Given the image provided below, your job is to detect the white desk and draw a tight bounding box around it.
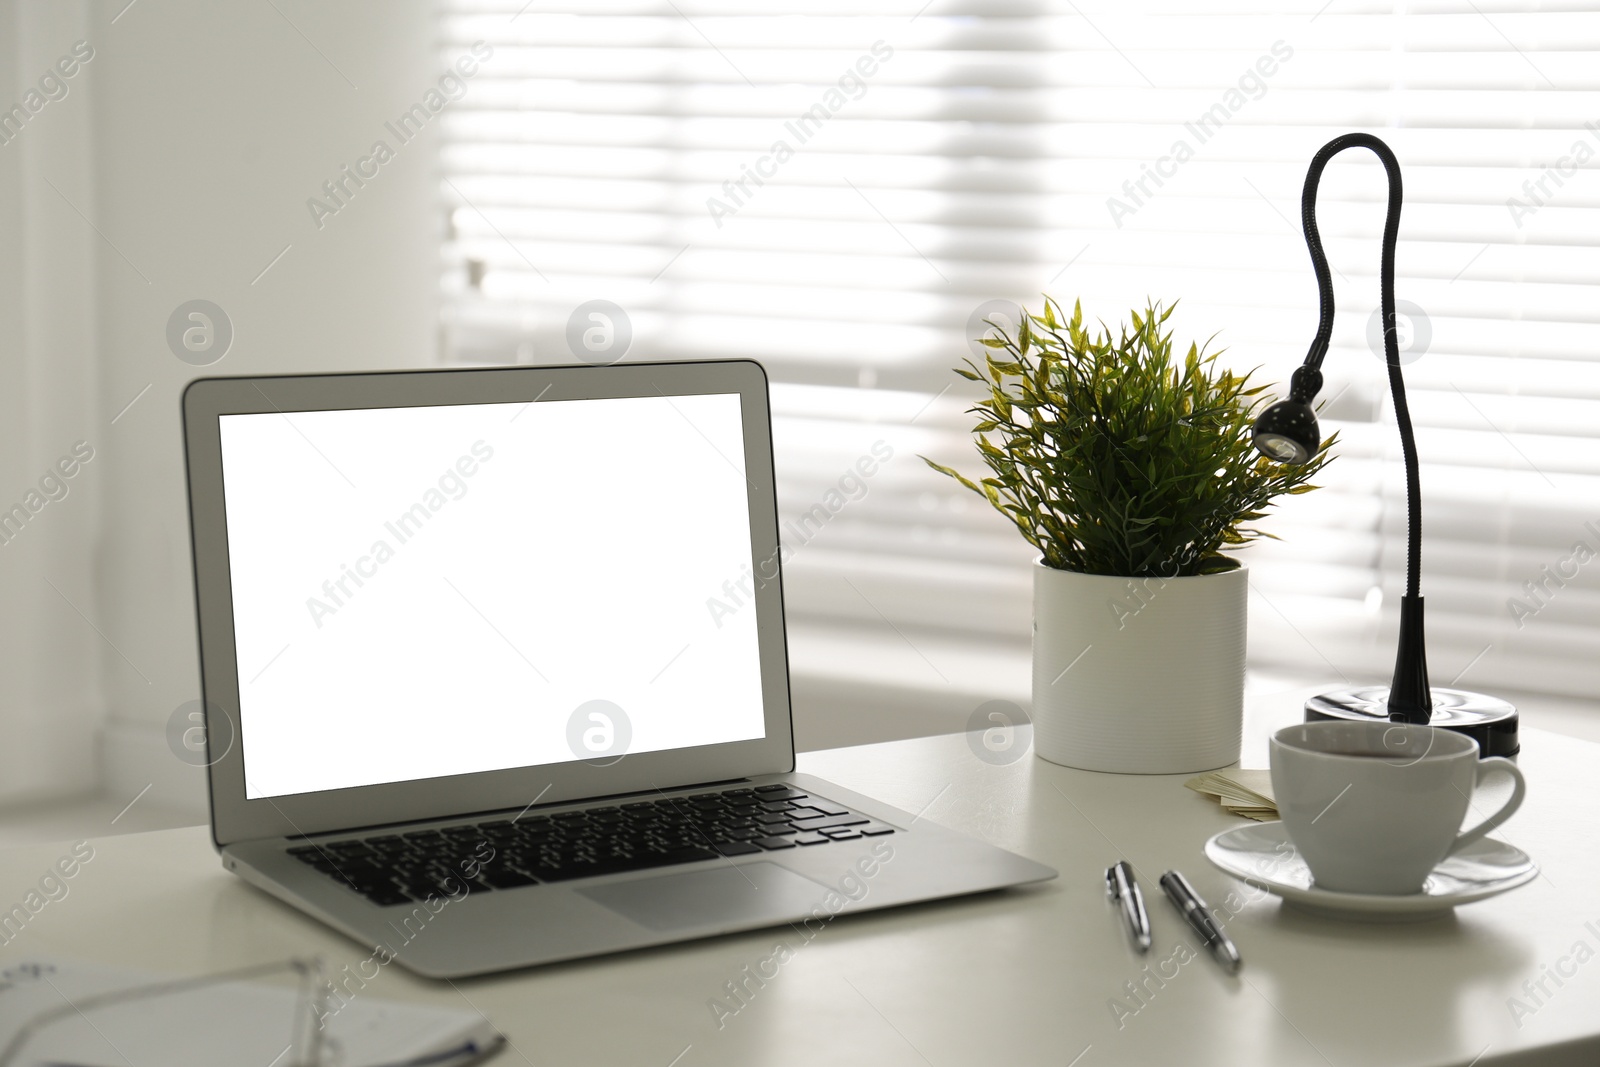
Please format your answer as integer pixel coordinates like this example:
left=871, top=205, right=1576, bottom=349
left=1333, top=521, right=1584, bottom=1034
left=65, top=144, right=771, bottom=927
left=3, top=722, right=1597, bottom=1066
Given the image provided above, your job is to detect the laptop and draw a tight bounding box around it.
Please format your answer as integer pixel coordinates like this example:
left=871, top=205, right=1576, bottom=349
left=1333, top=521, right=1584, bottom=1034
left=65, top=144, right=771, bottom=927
left=182, top=358, right=1055, bottom=978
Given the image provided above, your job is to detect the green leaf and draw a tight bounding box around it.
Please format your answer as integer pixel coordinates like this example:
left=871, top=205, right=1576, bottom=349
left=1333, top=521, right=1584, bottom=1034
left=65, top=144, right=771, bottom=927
left=932, top=297, right=1336, bottom=576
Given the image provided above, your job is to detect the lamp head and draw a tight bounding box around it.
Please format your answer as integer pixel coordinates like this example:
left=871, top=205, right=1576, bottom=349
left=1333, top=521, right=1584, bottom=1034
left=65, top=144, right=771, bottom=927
left=1252, top=366, right=1323, bottom=465
left=1252, top=400, right=1320, bottom=464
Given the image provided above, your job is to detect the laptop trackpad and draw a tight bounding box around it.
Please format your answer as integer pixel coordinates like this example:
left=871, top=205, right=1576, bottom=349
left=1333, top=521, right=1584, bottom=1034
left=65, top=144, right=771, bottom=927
left=578, top=862, right=829, bottom=932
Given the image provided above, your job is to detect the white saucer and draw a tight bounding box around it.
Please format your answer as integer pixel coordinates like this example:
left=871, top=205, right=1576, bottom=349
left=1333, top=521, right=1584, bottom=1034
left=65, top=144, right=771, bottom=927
left=1204, top=821, right=1538, bottom=921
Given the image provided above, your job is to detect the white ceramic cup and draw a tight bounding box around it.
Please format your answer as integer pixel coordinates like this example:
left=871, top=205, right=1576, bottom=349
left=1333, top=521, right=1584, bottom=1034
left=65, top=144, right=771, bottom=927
left=1269, top=720, right=1527, bottom=895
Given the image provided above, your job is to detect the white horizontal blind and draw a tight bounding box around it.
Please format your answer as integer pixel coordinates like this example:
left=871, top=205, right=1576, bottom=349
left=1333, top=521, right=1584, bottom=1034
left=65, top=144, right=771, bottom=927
left=438, top=2, right=1600, bottom=705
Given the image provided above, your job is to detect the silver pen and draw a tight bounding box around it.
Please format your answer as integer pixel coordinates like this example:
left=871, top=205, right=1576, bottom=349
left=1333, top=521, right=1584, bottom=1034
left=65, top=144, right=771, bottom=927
left=1160, top=869, right=1241, bottom=974
left=1105, top=860, right=1151, bottom=952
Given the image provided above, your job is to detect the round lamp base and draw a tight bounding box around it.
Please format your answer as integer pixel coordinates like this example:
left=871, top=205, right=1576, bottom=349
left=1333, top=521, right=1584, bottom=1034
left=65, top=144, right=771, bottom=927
left=1304, top=686, right=1520, bottom=758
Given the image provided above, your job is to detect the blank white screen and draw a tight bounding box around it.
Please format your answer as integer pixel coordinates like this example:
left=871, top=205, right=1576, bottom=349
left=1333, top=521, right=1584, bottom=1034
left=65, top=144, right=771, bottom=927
left=218, top=393, right=765, bottom=799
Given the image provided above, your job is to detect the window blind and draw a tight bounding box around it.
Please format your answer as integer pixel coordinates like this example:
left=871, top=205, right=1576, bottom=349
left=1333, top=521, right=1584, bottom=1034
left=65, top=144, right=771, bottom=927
left=438, top=2, right=1600, bottom=710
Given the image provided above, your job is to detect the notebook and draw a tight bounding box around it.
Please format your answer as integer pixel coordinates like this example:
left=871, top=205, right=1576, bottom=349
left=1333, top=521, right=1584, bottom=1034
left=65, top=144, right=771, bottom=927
left=0, top=956, right=502, bottom=1066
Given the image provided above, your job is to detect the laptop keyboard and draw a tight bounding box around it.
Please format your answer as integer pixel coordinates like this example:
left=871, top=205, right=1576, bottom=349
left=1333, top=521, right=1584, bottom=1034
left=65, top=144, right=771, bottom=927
left=287, top=784, right=896, bottom=908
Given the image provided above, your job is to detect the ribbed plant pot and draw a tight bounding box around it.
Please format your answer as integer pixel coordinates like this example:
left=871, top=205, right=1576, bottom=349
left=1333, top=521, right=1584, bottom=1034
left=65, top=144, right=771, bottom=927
left=1031, top=560, right=1245, bottom=774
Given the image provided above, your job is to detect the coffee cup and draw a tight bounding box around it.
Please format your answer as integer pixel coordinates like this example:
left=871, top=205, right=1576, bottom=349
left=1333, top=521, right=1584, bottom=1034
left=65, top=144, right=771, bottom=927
left=1269, top=720, right=1526, bottom=896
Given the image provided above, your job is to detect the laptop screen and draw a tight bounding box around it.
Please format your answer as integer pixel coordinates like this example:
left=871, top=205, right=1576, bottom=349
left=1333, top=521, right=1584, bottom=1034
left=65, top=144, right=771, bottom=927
left=217, top=392, right=766, bottom=800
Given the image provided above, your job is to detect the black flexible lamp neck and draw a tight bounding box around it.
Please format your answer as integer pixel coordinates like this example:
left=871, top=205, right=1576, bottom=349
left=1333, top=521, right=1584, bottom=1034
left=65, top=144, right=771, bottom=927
left=1295, top=133, right=1432, bottom=722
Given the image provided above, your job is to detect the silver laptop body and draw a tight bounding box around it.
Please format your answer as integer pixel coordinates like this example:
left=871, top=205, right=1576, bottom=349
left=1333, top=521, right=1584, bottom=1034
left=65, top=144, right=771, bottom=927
left=182, top=359, right=1055, bottom=978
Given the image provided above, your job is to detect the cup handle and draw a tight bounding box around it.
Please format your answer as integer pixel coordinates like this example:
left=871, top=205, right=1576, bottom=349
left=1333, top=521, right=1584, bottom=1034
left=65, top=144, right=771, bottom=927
left=1446, top=757, right=1527, bottom=857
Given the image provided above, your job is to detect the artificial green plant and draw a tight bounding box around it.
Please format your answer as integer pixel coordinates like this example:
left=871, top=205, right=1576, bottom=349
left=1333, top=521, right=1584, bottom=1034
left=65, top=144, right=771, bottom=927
left=925, top=298, right=1334, bottom=577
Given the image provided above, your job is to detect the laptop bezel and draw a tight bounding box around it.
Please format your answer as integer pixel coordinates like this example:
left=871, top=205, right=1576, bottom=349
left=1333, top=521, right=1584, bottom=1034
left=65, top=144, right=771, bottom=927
left=183, top=359, right=795, bottom=848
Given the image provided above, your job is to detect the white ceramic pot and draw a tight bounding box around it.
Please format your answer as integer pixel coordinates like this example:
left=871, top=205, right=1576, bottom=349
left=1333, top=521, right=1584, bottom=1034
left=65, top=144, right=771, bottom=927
left=1031, top=560, right=1245, bottom=774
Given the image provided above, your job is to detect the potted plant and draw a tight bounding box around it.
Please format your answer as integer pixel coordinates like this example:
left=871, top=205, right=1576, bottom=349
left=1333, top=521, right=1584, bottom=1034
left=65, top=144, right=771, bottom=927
left=927, top=299, right=1333, bottom=773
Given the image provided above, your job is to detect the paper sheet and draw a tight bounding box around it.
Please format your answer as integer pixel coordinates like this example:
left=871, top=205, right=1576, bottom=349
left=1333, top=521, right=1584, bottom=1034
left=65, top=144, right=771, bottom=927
left=1184, top=768, right=1278, bottom=821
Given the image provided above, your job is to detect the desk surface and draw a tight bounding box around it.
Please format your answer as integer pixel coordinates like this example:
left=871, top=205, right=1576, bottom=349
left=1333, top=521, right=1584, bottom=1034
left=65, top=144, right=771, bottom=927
left=3, top=717, right=1597, bottom=1067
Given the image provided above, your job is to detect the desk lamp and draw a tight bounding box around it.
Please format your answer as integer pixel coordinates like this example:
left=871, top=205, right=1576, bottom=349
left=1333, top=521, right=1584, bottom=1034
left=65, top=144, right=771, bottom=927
left=1251, top=132, right=1519, bottom=757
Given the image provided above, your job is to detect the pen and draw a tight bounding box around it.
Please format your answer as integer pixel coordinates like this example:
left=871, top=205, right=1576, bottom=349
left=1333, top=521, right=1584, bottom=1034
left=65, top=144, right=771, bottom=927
left=1159, top=869, right=1241, bottom=974
left=1105, top=860, right=1151, bottom=952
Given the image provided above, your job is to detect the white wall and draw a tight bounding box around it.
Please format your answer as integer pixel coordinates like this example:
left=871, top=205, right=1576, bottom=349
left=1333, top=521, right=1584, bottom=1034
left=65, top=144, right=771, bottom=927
left=82, top=0, right=442, bottom=809
left=0, top=0, right=100, bottom=803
